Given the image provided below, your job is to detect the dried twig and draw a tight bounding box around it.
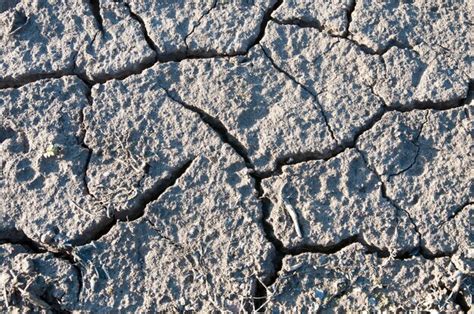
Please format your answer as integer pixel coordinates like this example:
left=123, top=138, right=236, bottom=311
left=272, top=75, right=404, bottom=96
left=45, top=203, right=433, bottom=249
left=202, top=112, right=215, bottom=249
left=278, top=181, right=302, bottom=238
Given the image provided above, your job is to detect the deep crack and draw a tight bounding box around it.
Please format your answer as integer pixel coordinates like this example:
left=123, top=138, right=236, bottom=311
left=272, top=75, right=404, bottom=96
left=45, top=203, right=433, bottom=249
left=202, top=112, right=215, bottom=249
left=77, top=77, right=95, bottom=197
left=345, top=0, right=356, bottom=36
left=89, top=0, right=104, bottom=33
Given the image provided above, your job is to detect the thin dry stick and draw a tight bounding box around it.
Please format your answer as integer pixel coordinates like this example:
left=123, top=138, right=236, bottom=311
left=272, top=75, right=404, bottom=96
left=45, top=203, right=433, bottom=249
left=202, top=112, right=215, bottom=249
left=278, top=181, right=303, bottom=238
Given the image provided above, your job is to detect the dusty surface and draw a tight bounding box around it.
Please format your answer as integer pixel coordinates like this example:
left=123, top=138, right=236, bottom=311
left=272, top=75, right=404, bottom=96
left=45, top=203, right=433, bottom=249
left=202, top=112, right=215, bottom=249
left=0, top=0, right=472, bottom=312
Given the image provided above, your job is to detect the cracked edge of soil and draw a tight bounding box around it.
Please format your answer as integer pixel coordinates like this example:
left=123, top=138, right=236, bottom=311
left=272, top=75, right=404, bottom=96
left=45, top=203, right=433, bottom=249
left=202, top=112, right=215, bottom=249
left=0, top=227, right=83, bottom=310
left=70, top=159, right=194, bottom=247
left=248, top=93, right=472, bottom=311
left=259, top=44, right=338, bottom=145
left=0, top=0, right=284, bottom=89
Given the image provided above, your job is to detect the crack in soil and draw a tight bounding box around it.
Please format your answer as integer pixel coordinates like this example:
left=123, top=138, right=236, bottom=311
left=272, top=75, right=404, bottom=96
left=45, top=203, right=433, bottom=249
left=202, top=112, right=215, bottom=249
left=184, top=0, right=218, bottom=55
left=76, top=78, right=94, bottom=197
left=271, top=17, right=418, bottom=56
left=0, top=228, right=84, bottom=308
left=386, top=111, right=429, bottom=179
left=70, top=159, right=194, bottom=246
left=88, top=0, right=104, bottom=34
left=345, top=0, right=356, bottom=36
left=0, top=3, right=471, bottom=310
left=444, top=201, right=473, bottom=224
left=160, top=86, right=253, bottom=167
left=259, top=44, right=339, bottom=146
left=121, top=1, right=158, bottom=60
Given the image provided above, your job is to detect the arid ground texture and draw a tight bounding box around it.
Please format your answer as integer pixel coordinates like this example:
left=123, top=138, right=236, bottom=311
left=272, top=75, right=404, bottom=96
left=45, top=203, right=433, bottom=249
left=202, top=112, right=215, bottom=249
left=0, top=0, right=473, bottom=312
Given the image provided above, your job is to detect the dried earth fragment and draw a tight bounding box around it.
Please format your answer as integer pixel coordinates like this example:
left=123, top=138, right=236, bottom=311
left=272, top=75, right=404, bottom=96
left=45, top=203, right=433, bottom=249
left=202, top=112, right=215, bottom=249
left=0, top=0, right=154, bottom=87
left=261, top=21, right=384, bottom=145
left=357, top=106, right=473, bottom=256
left=272, top=0, right=354, bottom=36
left=261, top=22, right=470, bottom=144
left=0, top=244, right=79, bottom=312
left=75, top=145, right=275, bottom=312
left=123, top=0, right=276, bottom=59
left=0, top=76, right=106, bottom=245
left=349, top=0, right=473, bottom=77
left=154, top=47, right=337, bottom=173
left=374, top=45, right=469, bottom=109
left=443, top=204, right=473, bottom=276
left=75, top=0, right=156, bottom=82
left=267, top=243, right=467, bottom=312
left=84, top=69, right=223, bottom=220
left=261, top=149, right=418, bottom=255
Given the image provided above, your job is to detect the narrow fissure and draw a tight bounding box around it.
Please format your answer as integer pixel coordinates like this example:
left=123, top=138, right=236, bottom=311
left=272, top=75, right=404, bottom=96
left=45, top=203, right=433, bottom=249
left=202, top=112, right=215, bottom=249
left=454, top=289, right=470, bottom=312
left=270, top=18, right=415, bottom=56
left=160, top=86, right=253, bottom=167
left=77, top=78, right=95, bottom=197
left=71, top=159, right=194, bottom=246
left=247, top=0, right=284, bottom=51
left=345, top=0, right=356, bottom=36
left=444, top=201, right=473, bottom=223
left=386, top=112, right=428, bottom=180
left=121, top=2, right=158, bottom=56
left=89, top=0, right=104, bottom=33
left=184, top=0, right=218, bottom=54
left=259, top=44, right=338, bottom=144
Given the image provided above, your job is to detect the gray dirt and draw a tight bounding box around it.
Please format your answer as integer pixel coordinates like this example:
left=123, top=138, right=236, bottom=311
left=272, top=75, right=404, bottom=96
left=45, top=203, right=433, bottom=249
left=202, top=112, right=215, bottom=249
left=0, top=0, right=472, bottom=312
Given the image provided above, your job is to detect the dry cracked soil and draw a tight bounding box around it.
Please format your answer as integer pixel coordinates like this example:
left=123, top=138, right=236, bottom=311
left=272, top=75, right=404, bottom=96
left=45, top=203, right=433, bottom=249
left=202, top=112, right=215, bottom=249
left=0, top=0, right=473, bottom=312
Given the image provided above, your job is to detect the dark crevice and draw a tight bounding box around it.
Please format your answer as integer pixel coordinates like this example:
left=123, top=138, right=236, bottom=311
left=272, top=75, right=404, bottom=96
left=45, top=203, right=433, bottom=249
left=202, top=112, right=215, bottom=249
left=345, top=0, right=356, bottom=35
left=89, top=0, right=104, bottom=33
left=0, top=72, right=70, bottom=90
left=246, top=0, right=284, bottom=51
left=409, top=97, right=470, bottom=111
left=0, top=228, right=45, bottom=253
left=254, top=149, right=345, bottom=178
left=254, top=108, right=387, bottom=179
left=444, top=201, right=473, bottom=223
left=77, top=79, right=94, bottom=197
left=251, top=177, right=283, bottom=312
left=454, top=289, right=470, bottom=312
left=160, top=86, right=253, bottom=167
left=71, top=159, right=193, bottom=246
left=121, top=2, right=157, bottom=55
left=259, top=44, right=338, bottom=145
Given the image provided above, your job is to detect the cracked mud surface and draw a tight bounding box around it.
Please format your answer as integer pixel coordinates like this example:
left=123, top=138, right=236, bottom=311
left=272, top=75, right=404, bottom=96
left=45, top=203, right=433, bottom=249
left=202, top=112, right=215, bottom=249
left=0, top=0, right=472, bottom=312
